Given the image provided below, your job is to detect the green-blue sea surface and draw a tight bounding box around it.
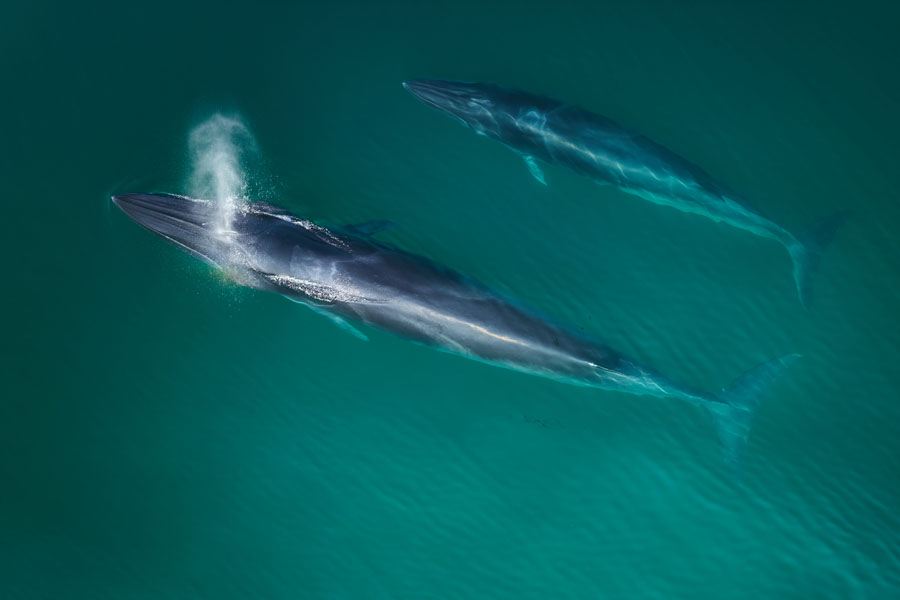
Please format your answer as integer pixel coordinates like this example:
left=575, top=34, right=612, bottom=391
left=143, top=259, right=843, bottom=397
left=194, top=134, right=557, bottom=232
left=3, top=1, right=899, bottom=598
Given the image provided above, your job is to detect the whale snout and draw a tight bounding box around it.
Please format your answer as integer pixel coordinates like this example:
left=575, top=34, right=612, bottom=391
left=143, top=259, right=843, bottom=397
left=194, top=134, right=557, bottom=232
left=112, top=193, right=211, bottom=225
left=403, top=79, right=461, bottom=105
left=403, top=79, right=483, bottom=119
left=112, top=193, right=223, bottom=264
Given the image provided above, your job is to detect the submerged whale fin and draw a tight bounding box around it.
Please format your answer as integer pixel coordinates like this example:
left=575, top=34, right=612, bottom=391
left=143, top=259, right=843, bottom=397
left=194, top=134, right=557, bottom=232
left=345, top=220, right=396, bottom=238
left=521, top=154, right=547, bottom=185
left=308, top=305, right=369, bottom=341
left=788, top=211, right=850, bottom=308
left=708, top=354, right=801, bottom=481
left=283, top=296, right=369, bottom=341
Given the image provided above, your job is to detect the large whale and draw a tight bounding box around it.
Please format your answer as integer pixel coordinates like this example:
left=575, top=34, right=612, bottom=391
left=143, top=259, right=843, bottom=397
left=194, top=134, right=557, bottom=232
left=403, top=79, right=846, bottom=307
left=113, top=192, right=797, bottom=472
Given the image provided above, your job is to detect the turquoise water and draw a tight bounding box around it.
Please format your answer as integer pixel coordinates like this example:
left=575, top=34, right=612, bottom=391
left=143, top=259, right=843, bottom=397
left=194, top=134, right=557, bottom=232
left=3, top=1, right=900, bottom=598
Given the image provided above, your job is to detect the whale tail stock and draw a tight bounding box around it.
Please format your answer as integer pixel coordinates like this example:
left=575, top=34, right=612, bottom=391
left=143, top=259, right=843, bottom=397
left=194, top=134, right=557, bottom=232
left=787, top=211, right=850, bottom=308
left=707, top=353, right=801, bottom=481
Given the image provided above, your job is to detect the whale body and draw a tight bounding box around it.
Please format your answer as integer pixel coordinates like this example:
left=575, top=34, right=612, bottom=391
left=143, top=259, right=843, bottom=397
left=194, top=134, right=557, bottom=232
left=403, top=79, right=846, bottom=307
left=113, top=192, right=797, bottom=472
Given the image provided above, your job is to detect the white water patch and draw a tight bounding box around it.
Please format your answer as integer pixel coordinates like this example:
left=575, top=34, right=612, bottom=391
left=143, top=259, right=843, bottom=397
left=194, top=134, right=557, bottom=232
left=187, top=114, right=258, bottom=237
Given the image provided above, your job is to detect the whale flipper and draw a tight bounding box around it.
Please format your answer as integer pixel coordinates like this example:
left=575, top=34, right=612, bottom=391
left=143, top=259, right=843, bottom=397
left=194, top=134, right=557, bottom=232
left=521, top=154, right=547, bottom=185
left=345, top=220, right=396, bottom=238
left=308, top=305, right=369, bottom=341
left=708, top=354, right=801, bottom=480
left=283, top=296, right=369, bottom=341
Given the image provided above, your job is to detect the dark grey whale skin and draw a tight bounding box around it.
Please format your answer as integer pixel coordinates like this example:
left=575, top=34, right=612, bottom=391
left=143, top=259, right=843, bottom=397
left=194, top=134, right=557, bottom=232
left=112, top=192, right=797, bottom=471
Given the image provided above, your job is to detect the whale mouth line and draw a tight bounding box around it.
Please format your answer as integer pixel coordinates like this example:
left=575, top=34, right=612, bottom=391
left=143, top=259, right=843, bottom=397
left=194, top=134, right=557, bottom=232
left=155, top=229, right=219, bottom=266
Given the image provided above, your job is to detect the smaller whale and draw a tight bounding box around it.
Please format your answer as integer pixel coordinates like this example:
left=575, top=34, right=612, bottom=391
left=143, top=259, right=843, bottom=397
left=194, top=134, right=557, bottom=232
left=403, top=79, right=847, bottom=307
left=113, top=192, right=799, bottom=475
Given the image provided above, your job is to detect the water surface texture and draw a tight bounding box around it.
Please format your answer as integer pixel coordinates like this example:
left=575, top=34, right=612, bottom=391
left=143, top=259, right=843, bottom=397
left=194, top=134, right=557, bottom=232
left=3, top=1, right=900, bottom=598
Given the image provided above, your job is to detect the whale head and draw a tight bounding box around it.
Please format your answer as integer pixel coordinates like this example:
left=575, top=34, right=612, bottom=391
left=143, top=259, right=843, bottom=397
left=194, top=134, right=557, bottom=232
left=403, top=79, right=506, bottom=137
left=112, top=192, right=349, bottom=292
left=112, top=193, right=231, bottom=267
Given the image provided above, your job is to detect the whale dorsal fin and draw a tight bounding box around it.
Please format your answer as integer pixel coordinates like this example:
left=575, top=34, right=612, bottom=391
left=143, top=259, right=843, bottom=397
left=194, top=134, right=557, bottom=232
left=521, top=154, right=547, bottom=185
left=345, top=220, right=396, bottom=237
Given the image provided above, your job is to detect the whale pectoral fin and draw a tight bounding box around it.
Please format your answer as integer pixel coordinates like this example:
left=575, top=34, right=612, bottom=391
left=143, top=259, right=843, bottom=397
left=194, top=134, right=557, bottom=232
left=283, top=296, right=369, bottom=341
left=345, top=220, right=396, bottom=238
left=522, top=154, right=547, bottom=185
left=315, top=308, right=369, bottom=341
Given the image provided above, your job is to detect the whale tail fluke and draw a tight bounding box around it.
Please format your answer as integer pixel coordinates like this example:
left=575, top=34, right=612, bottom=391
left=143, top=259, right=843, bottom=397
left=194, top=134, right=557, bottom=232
left=788, top=211, right=850, bottom=308
left=709, top=353, right=801, bottom=480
